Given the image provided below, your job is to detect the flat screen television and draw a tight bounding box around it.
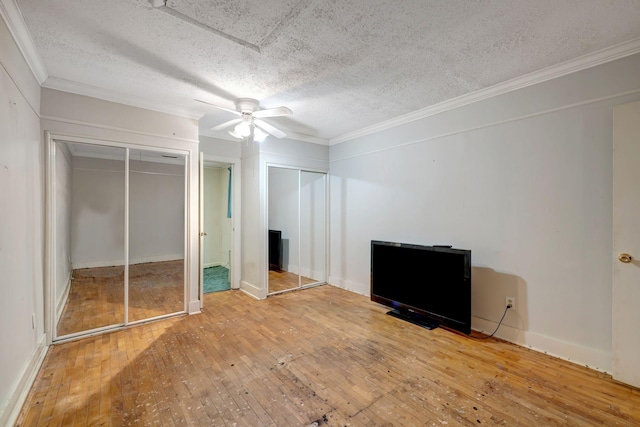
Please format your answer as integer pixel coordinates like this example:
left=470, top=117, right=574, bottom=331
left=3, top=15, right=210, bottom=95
left=370, top=240, right=471, bottom=335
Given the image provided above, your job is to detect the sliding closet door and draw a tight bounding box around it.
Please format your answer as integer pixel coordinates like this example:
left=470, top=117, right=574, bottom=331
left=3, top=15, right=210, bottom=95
left=268, top=167, right=300, bottom=293
left=128, top=150, right=186, bottom=322
left=55, top=142, right=126, bottom=338
left=300, top=171, right=326, bottom=285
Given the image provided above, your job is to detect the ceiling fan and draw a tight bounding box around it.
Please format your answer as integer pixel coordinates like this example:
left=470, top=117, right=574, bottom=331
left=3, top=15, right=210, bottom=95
left=196, top=98, right=292, bottom=141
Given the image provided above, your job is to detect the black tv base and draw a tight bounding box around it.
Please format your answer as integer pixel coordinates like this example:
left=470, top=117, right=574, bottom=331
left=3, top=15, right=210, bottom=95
left=386, top=309, right=439, bottom=330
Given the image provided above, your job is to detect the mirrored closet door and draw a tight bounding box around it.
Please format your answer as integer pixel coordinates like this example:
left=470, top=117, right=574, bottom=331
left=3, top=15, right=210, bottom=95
left=300, top=171, right=327, bottom=285
left=128, top=150, right=186, bottom=322
left=55, top=142, right=126, bottom=337
left=52, top=141, right=187, bottom=341
left=267, top=166, right=326, bottom=295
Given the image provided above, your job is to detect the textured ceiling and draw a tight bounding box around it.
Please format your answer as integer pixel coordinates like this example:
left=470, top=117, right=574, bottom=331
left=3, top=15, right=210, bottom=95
left=15, top=0, right=640, bottom=143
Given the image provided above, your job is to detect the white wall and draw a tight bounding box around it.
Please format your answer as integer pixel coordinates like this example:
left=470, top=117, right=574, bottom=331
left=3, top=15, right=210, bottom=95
left=240, top=143, right=263, bottom=297
left=55, top=142, right=73, bottom=318
left=0, top=15, right=46, bottom=426
left=199, top=135, right=241, bottom=158
left=70, top=156, right=125, bottom=268
left=218, top=169, right=232, bottom=267
left=329, top=52, right=640, bottom=373
left=129, top=159, right=185, bottom=264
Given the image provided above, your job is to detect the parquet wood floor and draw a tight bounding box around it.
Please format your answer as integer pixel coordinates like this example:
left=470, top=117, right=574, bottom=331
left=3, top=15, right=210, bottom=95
left=18, top=285, right=640, bottom=426
left=57, top=260, right=185, bottom=337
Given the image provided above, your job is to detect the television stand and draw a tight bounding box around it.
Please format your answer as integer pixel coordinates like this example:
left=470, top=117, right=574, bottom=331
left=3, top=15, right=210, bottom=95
left=386, top=309, right=439, bottom=330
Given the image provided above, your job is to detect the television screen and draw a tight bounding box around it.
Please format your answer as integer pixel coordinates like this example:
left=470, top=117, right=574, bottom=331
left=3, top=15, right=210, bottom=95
left=371, top=240, right=471, bottom=334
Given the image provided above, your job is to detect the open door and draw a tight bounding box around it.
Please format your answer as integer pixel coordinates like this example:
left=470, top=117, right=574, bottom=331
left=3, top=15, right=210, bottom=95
left=199, top=152, right=204, bottom=307
left=612, top=100, right=640, bottom=388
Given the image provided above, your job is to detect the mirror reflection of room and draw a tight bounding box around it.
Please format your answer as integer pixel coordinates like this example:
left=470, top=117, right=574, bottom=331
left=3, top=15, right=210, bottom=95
left=54, top=142, right=186, bottom=339
left=128, top=149, right=185, bottom=322
left=268, top=167, right=326, bottom=295
left=300, top=170, right=327, bottom=284
left=55, top=142, right=125, bottom=337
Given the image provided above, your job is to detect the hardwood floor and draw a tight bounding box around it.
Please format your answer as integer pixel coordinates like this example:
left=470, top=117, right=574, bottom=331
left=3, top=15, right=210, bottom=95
left=268, top=269, right=319, bottom=294
left=18, top=285, right=640, bottom=426
left=57, top=260, right=185, bottom=336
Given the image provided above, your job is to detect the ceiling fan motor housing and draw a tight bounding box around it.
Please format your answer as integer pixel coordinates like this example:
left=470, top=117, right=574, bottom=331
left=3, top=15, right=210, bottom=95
left=236, top=98, right=260, bottom=113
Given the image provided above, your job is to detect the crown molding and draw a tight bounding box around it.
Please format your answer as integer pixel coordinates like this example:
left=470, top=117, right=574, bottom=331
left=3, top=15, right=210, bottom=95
left=284, top=131, right=328, bottom=145
left=199, top=127, right=328, bottom=145
left=42, top=77, right=205, bottom=120
left=0, top=0, right=48, bottom=84
left=330, top=37, right=640, bottom=146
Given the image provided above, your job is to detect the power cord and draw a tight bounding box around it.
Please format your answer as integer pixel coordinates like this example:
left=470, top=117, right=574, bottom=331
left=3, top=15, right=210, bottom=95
left=476, top=303, right=512, bottom=339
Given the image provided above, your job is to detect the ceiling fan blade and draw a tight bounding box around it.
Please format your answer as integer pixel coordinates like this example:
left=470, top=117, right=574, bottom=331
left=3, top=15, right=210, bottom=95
left=194, top=99, right=240, bottom=115
left=252, top=106, right=293, bottom=118
left=211, top=118, right=242, bottom=131
left=255, top=119, right=287, bottom=138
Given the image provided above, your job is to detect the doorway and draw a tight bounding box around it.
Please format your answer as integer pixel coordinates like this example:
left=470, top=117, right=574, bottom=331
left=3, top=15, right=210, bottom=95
left=198, top=153, right=241, bottom=304
left=50, top=139, right=188, bottom=341
left=202, top=161, right=233, bottom=294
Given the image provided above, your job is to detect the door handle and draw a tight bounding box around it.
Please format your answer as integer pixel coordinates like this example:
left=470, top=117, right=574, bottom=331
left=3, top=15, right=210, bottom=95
left=618, top=253, right=633, bottom=263
left=200, top=232, right=207, bottom=237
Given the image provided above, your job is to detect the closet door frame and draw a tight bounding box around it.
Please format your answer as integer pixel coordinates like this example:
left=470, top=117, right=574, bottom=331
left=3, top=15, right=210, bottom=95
left=266, top=163, right=328, bottom=296
left=45, top=132, right=191, bottom=344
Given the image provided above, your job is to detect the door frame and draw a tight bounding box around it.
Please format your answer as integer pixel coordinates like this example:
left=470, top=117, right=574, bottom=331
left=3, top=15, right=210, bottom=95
left=45, top=132, right=192, bottom=344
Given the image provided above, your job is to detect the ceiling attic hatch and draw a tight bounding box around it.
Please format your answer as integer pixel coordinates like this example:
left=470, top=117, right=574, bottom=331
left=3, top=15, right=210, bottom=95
left=148, top=0, right=310, bottom=51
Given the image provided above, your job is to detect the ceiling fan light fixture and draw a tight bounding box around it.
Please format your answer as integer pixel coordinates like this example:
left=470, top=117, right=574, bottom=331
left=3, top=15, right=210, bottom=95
left=228, top=129, right=243, bottom=139
left=203, top=97, right=290, bottom=140
left=234, top=121, right=252, bottom=137
left=253, top=127, right=268, bottom=142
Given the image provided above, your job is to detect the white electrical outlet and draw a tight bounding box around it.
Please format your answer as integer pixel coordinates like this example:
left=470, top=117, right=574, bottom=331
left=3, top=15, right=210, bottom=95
left=506, top=296, right=515, bottom=309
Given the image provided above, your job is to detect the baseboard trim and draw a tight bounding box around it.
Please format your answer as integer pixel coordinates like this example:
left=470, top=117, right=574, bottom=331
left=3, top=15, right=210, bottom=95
left=0, top=334, right=48, bottom=427
left=203, top=262, right=224, bottom=268
left=299, top=268, right=326, bottom=281
left=472, top=316, right=611, bottom=374
left=55, top=276, right=71, bottom=323
left=328, top=275, right=368, bottom=297
left=187, top=300, right=201, bottom=314
left=239, top=280, right=266, bottom=300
